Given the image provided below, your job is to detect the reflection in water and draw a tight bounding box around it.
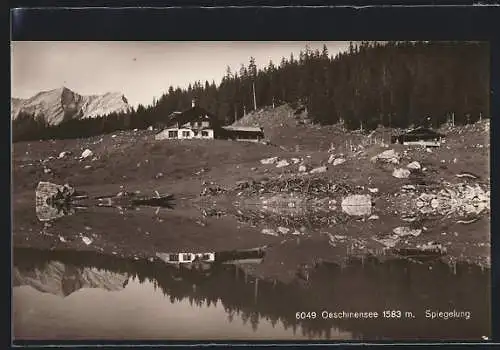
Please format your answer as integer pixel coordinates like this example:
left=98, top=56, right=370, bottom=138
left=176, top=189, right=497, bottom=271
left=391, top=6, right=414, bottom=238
left=13, top=247, right=490, bottom=341
left=35, top=181, right=176, bottom=222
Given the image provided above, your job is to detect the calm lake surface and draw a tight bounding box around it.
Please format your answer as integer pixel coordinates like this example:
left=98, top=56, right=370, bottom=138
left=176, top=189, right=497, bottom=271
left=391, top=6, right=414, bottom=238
left=13, top=245, right=491, bottom=341
left=12, top=193, right=492, bottom=341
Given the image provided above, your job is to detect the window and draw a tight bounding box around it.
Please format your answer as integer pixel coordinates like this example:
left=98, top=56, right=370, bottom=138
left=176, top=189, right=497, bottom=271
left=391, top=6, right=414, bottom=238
left=182, top=254, right=192, bottom=261
left=182, top=131, right=190, bottom=137
left=197, top=121, right=202, bottom=127
left=168, top=130, right=178, bottom=138
left=169, top=254, right=179, bottom=262
left=202, top=131, right=209, bottom=137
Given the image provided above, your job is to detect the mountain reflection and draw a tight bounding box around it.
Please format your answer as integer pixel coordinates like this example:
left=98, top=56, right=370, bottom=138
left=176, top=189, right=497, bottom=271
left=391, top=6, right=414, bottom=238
left=13, top=247, right=490, bottom=340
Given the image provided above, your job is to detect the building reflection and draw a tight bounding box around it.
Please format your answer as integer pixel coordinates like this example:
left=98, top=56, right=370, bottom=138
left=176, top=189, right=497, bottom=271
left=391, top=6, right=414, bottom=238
left=13, top=247, right=490, bottom=340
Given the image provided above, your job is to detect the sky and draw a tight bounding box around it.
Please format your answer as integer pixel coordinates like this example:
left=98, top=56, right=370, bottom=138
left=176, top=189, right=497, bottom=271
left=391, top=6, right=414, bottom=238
left=11, top=41, right=350, bottom=108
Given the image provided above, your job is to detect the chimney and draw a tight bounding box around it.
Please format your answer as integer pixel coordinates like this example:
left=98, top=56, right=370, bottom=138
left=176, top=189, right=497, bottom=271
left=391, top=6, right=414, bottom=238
left=191, top=99, right=196, bottom=108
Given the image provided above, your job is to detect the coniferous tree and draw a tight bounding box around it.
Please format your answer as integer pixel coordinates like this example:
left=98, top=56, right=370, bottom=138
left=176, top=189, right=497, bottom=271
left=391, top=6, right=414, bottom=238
left=13, top=41, right=490, bottom=141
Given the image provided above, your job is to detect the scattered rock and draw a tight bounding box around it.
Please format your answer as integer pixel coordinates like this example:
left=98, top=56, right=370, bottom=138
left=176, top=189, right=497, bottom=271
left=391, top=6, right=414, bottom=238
left=373, top=237, right=399, bottom=248
left=260, top=157, right=279, bottom=165
left=333, top=158, right=346, bottom=166
left=147, top=126, right=153, bottom=131
left=327, top=154, right=336, bottom=164
left=407, top=161, right=421, bottom=170
left=81, top=235, right=93, bottom=245
left=200, top=185, right=226, bottom=196
left=261, top=228, right=279, bottom=236
left=298, top=165, right=307, bottom=172
left=368, top=214, right=379, bottom=220
left=84, top=165, right=92, bottom=169
left=392, top=168, right=411, bottom=179
left=43, top=168, right=52, bottom=174
left=368, top=188, right=379, bottom=193
left=426, top=148, right=433, bottom=153
left=58, top=151, right=70, bottom=159
left=291, top=158, right=301, bottom=164
left=416, top=241, right=447, bottom=253
left=80, top=149, right=93, bottom=159
left=276, top=160, right=290, bottom=168
left=393, top=226, right=422, bottom=237
left=430, top=198, right=439, bottom=208
left=155, top=172, right=164, bottom=179
left=309, top=166, right=328, bottom=174
left=371, top=149, right=400, bottom=164
left=402, top=185, right=416, bottom=191
left=415, top=183, right=489, bottom=216
left=277, top=226, right=290, bottom=234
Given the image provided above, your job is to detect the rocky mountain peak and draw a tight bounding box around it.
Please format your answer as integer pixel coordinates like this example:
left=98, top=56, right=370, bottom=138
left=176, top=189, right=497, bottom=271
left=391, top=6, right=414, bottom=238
left=11, top=87, right=132, bottom=126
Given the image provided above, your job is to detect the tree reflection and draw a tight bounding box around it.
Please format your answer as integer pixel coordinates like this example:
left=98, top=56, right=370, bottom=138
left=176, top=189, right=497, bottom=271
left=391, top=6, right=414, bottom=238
left=13, top=247, right=491, bottom=340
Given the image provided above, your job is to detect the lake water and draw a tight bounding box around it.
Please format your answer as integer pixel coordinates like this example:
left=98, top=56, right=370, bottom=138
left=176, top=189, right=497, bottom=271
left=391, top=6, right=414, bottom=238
left=12, top=246, right=491, bottom=341
left=12, top=190, right=492, bottom=342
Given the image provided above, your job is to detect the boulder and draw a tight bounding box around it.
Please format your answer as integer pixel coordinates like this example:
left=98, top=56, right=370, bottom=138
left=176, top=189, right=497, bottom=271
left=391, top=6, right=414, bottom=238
left=333, top=158, right=346, bottom=166
left=260, top=157, right=279, bottom=165
left=58, top=151, right=70, bottom=159
left=341, top=194, right=372, bottom=216
left=392, top=168, right=411, bottom=179
left=371, top=149, right=400, bottom=164
left=261, top=228, right=279, bottom=236
left=309, top=166, right=328, bottom=174
left=277, top=227, right=290, bottom=234
left=393, top=226, right=422, bottom=237
left=276, top=160, right=290, bottom=168
left=407, top=161, right=421, bottom=170
left=80, top=149, right=93, bottom=159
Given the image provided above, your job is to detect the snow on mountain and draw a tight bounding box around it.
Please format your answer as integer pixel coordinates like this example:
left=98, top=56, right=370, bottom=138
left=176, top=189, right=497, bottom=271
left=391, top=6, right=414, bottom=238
left=11, top=87, right=132, bottom=126
left=12, top=261, right=128, bottom=297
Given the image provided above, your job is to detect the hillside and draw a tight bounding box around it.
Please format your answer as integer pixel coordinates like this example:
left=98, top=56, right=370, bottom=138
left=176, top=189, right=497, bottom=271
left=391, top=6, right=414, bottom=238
left=11, top=87, right=132, bottom=126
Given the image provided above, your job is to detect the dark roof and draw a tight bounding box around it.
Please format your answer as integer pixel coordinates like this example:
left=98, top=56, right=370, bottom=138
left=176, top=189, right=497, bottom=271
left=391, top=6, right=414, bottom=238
left=167, top=106, right=221, bottom=129
left=393, top=127, right=444, bottom=143
left=218, top=127, right=264, bottom=139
